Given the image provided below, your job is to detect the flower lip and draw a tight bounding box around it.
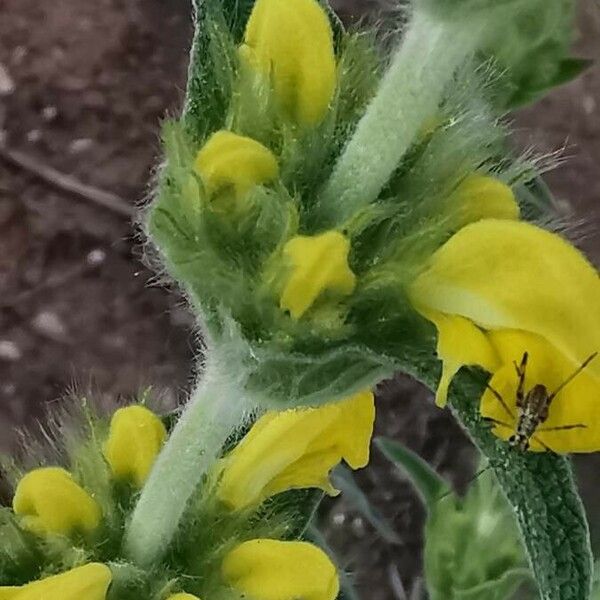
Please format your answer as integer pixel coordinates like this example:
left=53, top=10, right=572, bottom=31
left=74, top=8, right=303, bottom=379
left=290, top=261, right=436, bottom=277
left=279, top=230, right=356, bottom=320
left=222, top=538, right=340, bottom=600
left=217, top=390, right=375, bottom=510
left=410, top=219, right=600, bottom=380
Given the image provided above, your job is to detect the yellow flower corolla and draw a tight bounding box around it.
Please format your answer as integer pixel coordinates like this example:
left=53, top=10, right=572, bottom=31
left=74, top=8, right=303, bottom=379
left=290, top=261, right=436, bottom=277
left=217, top=390, right=375, bottom=510
left=409, top=219, right=600, bottom=452
left=480, top=330, right=600, bottom=452
left=242, top=0, right=336, bottom=125
left=451, top=175, right=520, bottom=227
left=280, top=230, right=356, bottom=319
left=194, top=130, right=279, bottom=202
left=167, top=595, right=201, bottom=600
left=13, top=467, right=102, bottom=536
left=222, top=539, right=339, bottom=600
left=0, top=563, right=111, bottom=599
left=104, top=405, right=167, bottom=487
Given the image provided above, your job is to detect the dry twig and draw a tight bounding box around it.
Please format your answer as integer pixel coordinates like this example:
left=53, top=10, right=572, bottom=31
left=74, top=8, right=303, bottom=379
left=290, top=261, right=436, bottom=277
left=0, top=143, right=135, bottom=218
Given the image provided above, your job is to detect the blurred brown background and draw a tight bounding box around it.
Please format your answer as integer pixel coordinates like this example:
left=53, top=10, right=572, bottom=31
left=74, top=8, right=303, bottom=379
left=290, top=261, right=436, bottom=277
left=0, top=1, right=598, bottom=598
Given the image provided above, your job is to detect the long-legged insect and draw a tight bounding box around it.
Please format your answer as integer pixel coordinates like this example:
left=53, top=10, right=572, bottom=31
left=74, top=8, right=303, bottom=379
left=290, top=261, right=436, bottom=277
left=435, top=351, right=598, bottom=502
left=485, top=351, right=598, bottom=452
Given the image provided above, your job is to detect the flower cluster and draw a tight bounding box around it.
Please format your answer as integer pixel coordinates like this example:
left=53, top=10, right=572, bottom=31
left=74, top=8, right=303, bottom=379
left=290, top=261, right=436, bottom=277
left=150, top=0, right=600, bottom=455
left=0, top=392, right=374, bottom=598
left=149, top=0, right=534, bottom=412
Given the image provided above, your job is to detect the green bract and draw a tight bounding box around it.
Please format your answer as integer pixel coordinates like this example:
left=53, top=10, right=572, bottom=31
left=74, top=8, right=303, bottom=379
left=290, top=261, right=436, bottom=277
left=419, top=0, right=587, bottom=108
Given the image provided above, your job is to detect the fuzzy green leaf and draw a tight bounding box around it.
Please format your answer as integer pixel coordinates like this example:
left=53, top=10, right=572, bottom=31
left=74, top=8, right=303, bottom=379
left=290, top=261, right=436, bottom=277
left=418, top=0, right=584, bottom=109
left=376, top=436, right=450, bottom=511
left=183, top=0, right=240, bottom=144
left=507, top=58, right=594, bottom=109
left=423, top=457, right=531, bottom=600
left=591, top=562, right=600, bottom=600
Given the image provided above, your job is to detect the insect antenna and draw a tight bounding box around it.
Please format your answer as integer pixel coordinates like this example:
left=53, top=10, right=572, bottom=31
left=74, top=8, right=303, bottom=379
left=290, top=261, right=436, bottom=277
left=547, top=352, right=599, bottom=401
left=435, top=465, right=492, bottom=502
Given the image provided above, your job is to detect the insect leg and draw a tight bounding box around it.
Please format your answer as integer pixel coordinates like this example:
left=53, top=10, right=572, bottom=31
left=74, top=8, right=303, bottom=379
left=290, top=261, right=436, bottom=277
left=531, top=435, right=556, bottom=453
left=514, top=351, right=528, bottom=408
left=537, top=423, right=587, bottom=432
left=482, top=416, right=512, bottom=429
left=484, top=382, right=515, bottom=420
left=436, top=465, right=492, bottom=502
left=548, top=352, right=599, bottom=402
left=533, top=425, right=587, bottom=454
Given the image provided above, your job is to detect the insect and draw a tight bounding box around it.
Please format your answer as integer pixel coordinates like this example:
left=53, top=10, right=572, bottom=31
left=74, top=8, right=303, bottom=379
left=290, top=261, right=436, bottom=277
left=484, top=351, right=598, bottom=452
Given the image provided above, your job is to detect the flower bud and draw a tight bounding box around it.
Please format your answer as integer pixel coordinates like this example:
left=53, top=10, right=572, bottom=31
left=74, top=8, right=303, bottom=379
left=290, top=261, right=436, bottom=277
left=195, top=130, right=278, bottom=206
left=104, top=405, right=167, bottom=487
left=0, top=563, right=111, bottom=600
left=242, top=0, right=336, bottom=125
left=13, top=467, right=101, bottom=536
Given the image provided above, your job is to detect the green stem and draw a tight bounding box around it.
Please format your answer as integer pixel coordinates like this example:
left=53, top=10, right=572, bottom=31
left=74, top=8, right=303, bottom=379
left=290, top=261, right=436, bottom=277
left=124, top=361, right=251, bottom=566
left=318, top=9, right=485, bottom=227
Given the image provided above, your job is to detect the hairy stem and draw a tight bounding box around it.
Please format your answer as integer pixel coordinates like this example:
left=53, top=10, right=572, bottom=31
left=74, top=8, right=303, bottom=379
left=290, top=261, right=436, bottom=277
left=124, top=362, right=250, bottom=566
left=318, top=9, right=485, bottom=227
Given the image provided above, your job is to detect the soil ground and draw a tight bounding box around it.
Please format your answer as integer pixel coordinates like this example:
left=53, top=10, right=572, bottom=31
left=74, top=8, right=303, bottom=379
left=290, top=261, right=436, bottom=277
left=0, top=1, right=598, bottom=598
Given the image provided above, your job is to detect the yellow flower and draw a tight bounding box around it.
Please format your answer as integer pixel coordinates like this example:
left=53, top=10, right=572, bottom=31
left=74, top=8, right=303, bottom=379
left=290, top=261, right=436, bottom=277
left=280, top=230, right=356, bottom=319
left=222, top=539, right=339, bottom=600
left=167, top=595, right=201, bottom=600
left=242, top=0, right=336, bottom=125
left=0, top=563, right=111, bottom=599
left=409, top=219, right=600, bottom=452
left=194, top=130, right=279, bottom=206
left=104, top=405, right=167, bottom=487
left=451, top=175, right=519, bottom=227
left=217, top=390, right=375, bottom=510
left=13, top=467, right=101, bottom=536
left=423, top=311, right=501, bottom=406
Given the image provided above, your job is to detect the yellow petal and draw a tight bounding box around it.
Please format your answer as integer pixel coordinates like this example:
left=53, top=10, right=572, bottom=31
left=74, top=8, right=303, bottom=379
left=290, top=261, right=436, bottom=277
left=195, top=130, right=279, bottom=202
left=222, top=539, right=339, bottom=600
left=332, top=389, right=376, bottom=468
left=0, top=564, right=111, bottom=600
left=104, top=405, right=167, bottom=487
left=217, top=390, right=375, bottom=510
left=13, top=468, right=101, bottom=536
left=409, top=219, right=600, bottom=380
left=167, top=595, right=201, bottom=600
left=243, top=0, right=336, bottom=125
left=423, top=311, right=501, bottom=406
left=481, top=330, right=600, bottom=453
left=280, top=230, right=356, bottom=319
left=451, top=175, right=519, bottom=226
